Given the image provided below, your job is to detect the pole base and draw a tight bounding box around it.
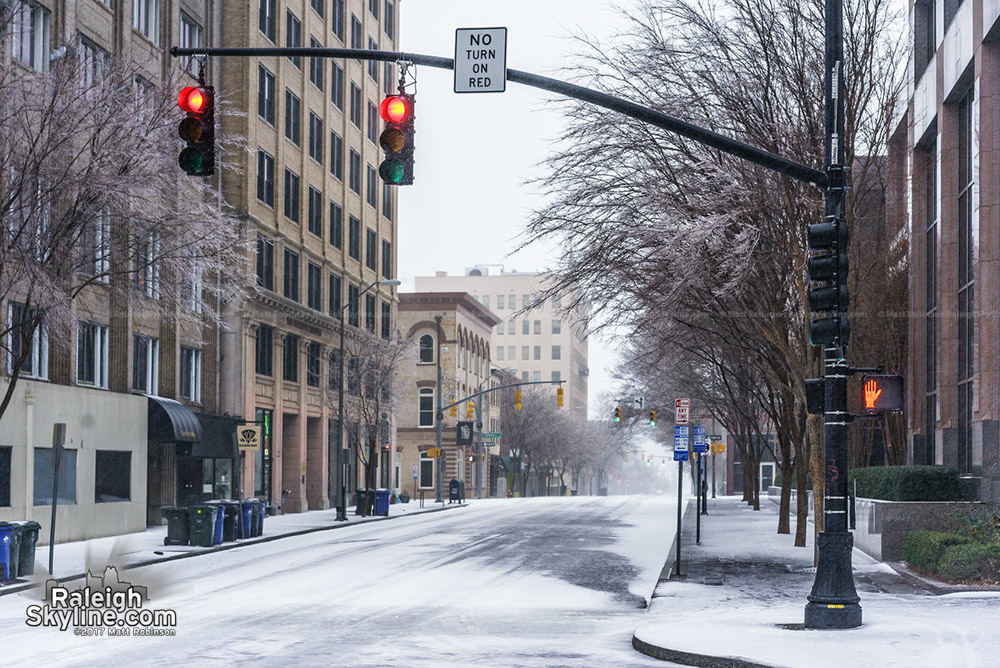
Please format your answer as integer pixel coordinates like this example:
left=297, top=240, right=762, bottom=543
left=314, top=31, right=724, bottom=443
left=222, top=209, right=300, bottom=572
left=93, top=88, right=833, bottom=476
left=804, top=601, right=862, bottom=629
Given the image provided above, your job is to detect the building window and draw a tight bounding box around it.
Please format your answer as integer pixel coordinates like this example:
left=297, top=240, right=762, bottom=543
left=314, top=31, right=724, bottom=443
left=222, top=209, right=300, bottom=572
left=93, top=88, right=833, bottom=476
left=351, top=14, right=362, bottom=53
left=311, top=0, right=325, bottom=17
left=914, top=0, right=936, bottom=77
left=383, top=62, right=394, bottom=96
left=368, top=37, right=379, bottom=81
left=922, top=145, right=937, bottom=467
left=259, top=0, right=276, bottom=42
left=365, top=294, right=376, bottom=333
left=532, top=371, right=541, bottom=382
left=497, top=346, right=504, bottom=361
left=522, top=346, right=529, bottom=360
left=329, top=274, right=342, bottom=316
left=307, top=262, right=322, bottom=310
left=13, top=3, right=50, bottom=72
left=308, top=186, right=323, bottom=237
left=258, top=65, right=276, bottom=124
left=332, top=62, right=344, bottom=109
left=350, top=82, right=362, bottom=127
left=257, top=149, right=275, bottom=207
left=349, top=149, right=361, bottom=193
left=366, top=228, right=377, bottom=270
left=332, top=0, right=344, bottom=41
left=347, top=357, right=360, bottom=394
left=522, top=321, right=529, bottom=335
left=133, top=0, right=158, bottom=43
left=381, top=301, right=391, bottom=339
left=284, top=168, right=301, bottom=222
left=522, top=371, right=529, bottom=382
left=508, top=320, right=515, bottom=335
left=34, top=448, right=76, bottom=505
left=497, top=295, right=504, bottom=310
left=256, top=325, right=274, bottom=376
left=552, top=295, right=562, bottom=309
left=180, top=12, right=203, bottom=76
left=330, top=202, right=343, bottom=248
left=366, top=164, right=377, bottom=207
left=552, top=320, right=561, bottom=335
left=348, top=216, right=361, bottom=260
left=306, top=341, right=321, bottom=387
left=284, top=249, right=300, bottom=301
left=552, top=370, right=561, bottom=382
left=534, top=320, right=541, bottom=335
left=382, top=182, right=392, bottom=218
left=419, top=452, right=434, bottom=488
left=0, top=447, right=10, bottom=507
left=508, top=345, right=515, bottom=360
left=131, top=334, right=159, bottom=395
left=256, top=235, right=275, bottom=290
left=80, top=209, right=111, bottom=281
left=6, top=302, right=47, bottom=379
left=347, top=283, right=360, bottom=327
left=179, top=346, right=202, bottom=402
left=132, top=231, right=160, bottom=299
left=552, top=345, right=561, bottom=360
left=419, top=334, right=434, bottom=363
left=330, top=130, right=344, bottom=180
left=328, top=349, right=341, bottom=389
left=285, top=89, right=301, bottom=144
left=283, top=334, right=300, bottom=382
left=309, top=112, right=323, bottom=163
left=957, top=87, right=975, bottom=473
left=77, top=321, right=108, bottom=388
left=309, top=37, right=324, bottom=89
left=381, top=240, right=392, bottom=278
left=384, top=0, right=394, bottom=39
left=533, top=346, right=541, bottom=361
left=418, top=388, right=434, bottom=427
left=286, top=10, right=302, bottom=68
left=369, top=0, right=379, bottom=19
left=367, top=101, right=378, bottom=144
left=95, top=450, right=130, bottom=503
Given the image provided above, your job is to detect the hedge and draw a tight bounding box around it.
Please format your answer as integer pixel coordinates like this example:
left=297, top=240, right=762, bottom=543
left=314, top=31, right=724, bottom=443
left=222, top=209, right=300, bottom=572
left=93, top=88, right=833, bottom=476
left=938, top=543, right=1000, bottom=582
left=848, top=465, right=964, bottom=501
left=902, top=531, right=970, bottom=572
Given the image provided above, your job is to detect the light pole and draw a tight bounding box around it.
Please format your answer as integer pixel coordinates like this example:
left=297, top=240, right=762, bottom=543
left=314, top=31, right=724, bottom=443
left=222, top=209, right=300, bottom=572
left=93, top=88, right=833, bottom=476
left=474, top=368, right=506, bottom=499
left=334, top=278, right=400, bottom=520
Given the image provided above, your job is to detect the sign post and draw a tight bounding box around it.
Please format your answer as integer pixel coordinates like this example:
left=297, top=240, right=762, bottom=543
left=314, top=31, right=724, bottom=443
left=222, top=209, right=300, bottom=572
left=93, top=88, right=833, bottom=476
left=673, top=419, right=689, bottom=578
left=454, top=28, right=507, bottom=93
left=49, top=423, right=66, bottom=575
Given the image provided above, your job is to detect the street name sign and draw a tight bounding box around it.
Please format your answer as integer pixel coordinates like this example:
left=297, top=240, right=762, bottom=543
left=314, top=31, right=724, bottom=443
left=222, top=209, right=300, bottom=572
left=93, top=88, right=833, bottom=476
left=482, top=432, right=502, bottom=438
left=675, top=398, right=690, bottom=425
left=674, top=450, right=689, bottom=462
left=693, top=426, right=708, bottom=453
left=454, top=28, right=507, bottom=93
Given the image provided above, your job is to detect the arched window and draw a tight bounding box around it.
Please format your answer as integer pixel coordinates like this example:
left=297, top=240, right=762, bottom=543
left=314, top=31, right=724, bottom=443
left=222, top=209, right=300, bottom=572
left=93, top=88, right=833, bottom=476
left=418, top=334, right=434, bottom=363
left=418, top=388, right=434, bottom=427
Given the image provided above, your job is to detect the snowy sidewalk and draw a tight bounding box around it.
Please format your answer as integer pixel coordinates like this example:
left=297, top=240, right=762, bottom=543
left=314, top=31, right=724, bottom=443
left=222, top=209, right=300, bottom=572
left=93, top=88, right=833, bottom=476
left=633, top=496, right=1000, bottom=668
left=0, top=497, right=467, bottom=597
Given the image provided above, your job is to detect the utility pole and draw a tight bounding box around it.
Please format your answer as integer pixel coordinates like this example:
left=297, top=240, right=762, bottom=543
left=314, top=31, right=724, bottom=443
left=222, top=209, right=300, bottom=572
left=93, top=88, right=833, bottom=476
left=434, top=315, right=444, bottom=504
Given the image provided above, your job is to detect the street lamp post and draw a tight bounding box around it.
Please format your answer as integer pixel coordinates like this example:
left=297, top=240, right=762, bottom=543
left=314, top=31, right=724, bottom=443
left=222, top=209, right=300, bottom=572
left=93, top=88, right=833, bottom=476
left=474, top=368, right=506, bottom=499
left=334, top=279, right=400, bottom=521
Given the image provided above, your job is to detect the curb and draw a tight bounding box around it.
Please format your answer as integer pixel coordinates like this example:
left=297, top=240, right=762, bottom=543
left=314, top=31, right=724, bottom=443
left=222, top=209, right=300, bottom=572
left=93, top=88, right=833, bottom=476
left=631, top=634, right=777, bottom=668
left=0, top=501, right=469, bottom=598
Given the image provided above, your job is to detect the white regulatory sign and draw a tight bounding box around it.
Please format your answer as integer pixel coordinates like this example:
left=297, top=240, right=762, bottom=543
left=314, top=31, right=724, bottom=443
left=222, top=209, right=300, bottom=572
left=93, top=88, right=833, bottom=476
left=454, top=27, right=507, bottom=93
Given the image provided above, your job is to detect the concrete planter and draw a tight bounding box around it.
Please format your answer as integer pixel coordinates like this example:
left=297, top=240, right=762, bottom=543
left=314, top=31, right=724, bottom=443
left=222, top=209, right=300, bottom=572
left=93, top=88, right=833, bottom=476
left=852, top=498, right=982, bottom=561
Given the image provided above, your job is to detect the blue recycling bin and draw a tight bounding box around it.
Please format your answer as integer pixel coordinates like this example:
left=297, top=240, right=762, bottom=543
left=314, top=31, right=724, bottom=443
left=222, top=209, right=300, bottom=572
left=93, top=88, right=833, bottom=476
left=0, top=523, right=12, bottom=580
left=239, top=502, right=254, bottom=539
left=374, top=489, right=391, bottom=516
left=211, top=505, right=224, bottom=545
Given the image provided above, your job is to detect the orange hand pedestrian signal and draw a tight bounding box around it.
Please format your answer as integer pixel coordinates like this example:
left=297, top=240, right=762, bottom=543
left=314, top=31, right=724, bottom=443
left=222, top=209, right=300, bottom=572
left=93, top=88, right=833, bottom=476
left=863, top=379, right=882, bottom=410
left=860, top=374, right=904, bottom=414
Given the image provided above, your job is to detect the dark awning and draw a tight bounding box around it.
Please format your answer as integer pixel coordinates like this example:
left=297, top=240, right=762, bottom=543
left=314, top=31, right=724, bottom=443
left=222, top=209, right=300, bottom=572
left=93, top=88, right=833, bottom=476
left=148, top=396, right=202, bottom=443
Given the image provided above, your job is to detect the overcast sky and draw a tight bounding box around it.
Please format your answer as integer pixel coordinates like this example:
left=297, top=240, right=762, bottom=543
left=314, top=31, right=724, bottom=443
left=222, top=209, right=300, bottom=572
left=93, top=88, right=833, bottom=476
left=396, top=1, right=634, bottom=419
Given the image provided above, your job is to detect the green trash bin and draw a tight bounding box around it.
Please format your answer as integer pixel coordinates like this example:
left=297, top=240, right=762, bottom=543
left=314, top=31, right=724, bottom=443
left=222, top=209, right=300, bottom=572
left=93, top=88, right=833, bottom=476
left=13, top=521, right=40, bottom=576
left=187, top=506, right=217, bottom=547
left=162, top=507, right=190, bottom=546
left=6, top=525, right=22, bottom=580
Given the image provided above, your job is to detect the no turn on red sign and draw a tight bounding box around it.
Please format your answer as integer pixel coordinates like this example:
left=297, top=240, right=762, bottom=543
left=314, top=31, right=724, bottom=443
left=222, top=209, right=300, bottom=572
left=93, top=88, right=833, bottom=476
left=454, top=28, right=507, bottom=93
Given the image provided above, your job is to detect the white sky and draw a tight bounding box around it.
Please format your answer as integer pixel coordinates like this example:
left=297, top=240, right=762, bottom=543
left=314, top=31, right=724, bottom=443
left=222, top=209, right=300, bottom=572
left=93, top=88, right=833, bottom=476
left=396, top=1, right=635, bottom=420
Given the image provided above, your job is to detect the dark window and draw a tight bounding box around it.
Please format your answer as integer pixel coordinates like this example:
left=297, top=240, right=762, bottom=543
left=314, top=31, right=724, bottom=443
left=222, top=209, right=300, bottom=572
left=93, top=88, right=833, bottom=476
left=922, top=144, right=937, bottom=467
left=329, top=274, right=342, bottom=316
left=330, top=201, right=343, bottom=248
left=328, top=349, right=341, bottom=389
left=309, top=37, right=324, bottom=89
left=914, top=0, right=936, bottom=77
left=311, top=0, right=324, bottom=17
left=131, top=334, right=158, bottom=394
left=309, top=112, right=323, bottom=163
left=381, top=240, right=391, bottom=278
left=332, top=0, right=344, bottom=41
left=366, top=228, right=377, bottom=270
left=95, top=450, right=130, bottom=502
left=179, top=346, right=201, bottom=402
left=283, top=334, right=300, bottom=382
left=348, top=283, right=360, bottom=326
left=348, top=216, right=361, bottom=260
left=308, top=186, right=323, bottom=237
left=258, top=64, right=275, bottom=124
left=384, top=1, right=394, bottom=40
left=283, top=248, right=300, bottom=301
left=259, top=0, right=276, bottom=42
left=347, top=357, right=360, bottom=394
left=257, top=149, right=275, bottom=207
left=944, top=0, right=960, bottom=32
left=383, top=61, right=394, bottom=96
left=285, top=89, right=301, bottom=144
left=365, top=294, right=376, bottom=332
left=331, top=62, right=344, bottom=109
left=367, top=37, right=378, bottom=82
left=381, top=300, right=390, bottom=339
left=382, top=182, right=392, bottom=218
left=256, top=325, right=274, bottom=376
left=284, top=168, right=300, bottom=222
left=34, top=448, right=76, bottom=505
left=77, top=321, right=108, bottom=388
left=257, top=234, right=274, bottom=289
left=366, top=164, right=377, bottom=207
left=350, top=82, right=361, bottom=127
left=330, top=130, right=344, bottom=179
left=349, top=149, right=361, bottom=193
left=418, top=334, right=433, bottom=363
left=0, top=446, right=10, bottom=507
left=957, top=87, right=975, bottom=473
left=418, top=389, right=434, bottom=427
left=306, top=341, right=321, bottom=387
left=351, top=14, right=362, bottom=54
left=369, top=0, right=379, bottom=19
left=286, top=10, right=302, bottom=68
left=367, top=100, right=378, bottom=144
left=307, top=262, right=322, bottom=310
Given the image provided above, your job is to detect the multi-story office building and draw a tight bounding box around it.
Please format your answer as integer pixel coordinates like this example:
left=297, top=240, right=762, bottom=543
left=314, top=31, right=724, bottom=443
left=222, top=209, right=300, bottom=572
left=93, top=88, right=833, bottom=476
left=415, top=267, right=590, bottom=423
left=901, top=0, right=1000, bottom=501
left=218, top=0, right=400, bottom=512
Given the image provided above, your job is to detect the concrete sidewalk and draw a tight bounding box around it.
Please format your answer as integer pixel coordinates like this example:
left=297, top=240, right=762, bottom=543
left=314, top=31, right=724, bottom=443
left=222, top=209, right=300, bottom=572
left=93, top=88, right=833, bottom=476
left=633, top=495, right=1000, bottom=668
left=0, top=497, right=466, bottom=597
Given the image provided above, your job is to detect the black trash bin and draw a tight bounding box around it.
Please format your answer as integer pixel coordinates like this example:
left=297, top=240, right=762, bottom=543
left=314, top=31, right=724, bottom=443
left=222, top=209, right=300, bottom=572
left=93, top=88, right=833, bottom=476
left=163, top=507, right=190, bottom=546
left=13, top=521, right=40, bottom=576
left=207, top=501, right=239, bottom=542
left=354, top=489, right=375, bottom=515
left=187, top=505, right=217, bottom=547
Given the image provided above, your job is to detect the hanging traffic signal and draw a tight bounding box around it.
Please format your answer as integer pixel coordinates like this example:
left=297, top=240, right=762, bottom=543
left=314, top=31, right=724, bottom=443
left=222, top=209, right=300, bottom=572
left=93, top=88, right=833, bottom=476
left=649, top=410, right=656, bottom=427
left=177, top=86, right=215, bottom=176
left=378, top=93, right=415, bottom=185
left=466, top=400, right=475, bottom=419
left=614, top=406, right=622, bottom=423
left=556, top=387, right=564, bottom=408
left=514, top=391, right=522, bottom=410
left=449, top=404, right=458, bottom=417
left=807, top=218, right=849, bottom=346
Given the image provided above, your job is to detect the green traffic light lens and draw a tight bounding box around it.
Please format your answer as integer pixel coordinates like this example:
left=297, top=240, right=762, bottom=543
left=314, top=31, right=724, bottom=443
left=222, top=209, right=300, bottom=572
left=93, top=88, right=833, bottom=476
left=379, top=159, right=404, bottom=184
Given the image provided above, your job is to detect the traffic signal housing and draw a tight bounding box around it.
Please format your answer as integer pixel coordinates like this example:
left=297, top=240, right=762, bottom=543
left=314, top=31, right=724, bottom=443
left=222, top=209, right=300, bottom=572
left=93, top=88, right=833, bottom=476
left=614, top=406, right=622, bottom=423
left=649, top=410, right=656, bottom=427
left=378, top=93, right=415, bottom=185
left=861, top=374, right=904, bottom=414
left=514, top=391, right=522, bottom=410
left=449, top=404, right=458, bottom=418
left=556, top=387, right=564, bottom=408
left=177, top=86, right=215, bottom=176
left=466, top=400, right=475, bottom=419
left=807, top=219, right=849, bottom=346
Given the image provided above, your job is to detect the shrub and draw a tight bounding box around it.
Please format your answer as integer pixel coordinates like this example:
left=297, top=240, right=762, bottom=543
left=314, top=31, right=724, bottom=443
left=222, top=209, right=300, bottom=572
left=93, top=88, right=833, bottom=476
left=956, top=505, right=1000, bottom=543
left=938, top=543, right=1000, bottom=582
left=848, top=465, right=964, bottom=501
left=902, top=531, right=970, bottom=572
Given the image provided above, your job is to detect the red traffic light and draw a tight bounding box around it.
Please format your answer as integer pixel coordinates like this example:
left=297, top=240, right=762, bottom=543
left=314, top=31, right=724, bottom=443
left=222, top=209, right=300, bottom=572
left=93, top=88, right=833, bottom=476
left=178, top=86, right=211, bottom=114
left=379, top=95, right=410, bottom=123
